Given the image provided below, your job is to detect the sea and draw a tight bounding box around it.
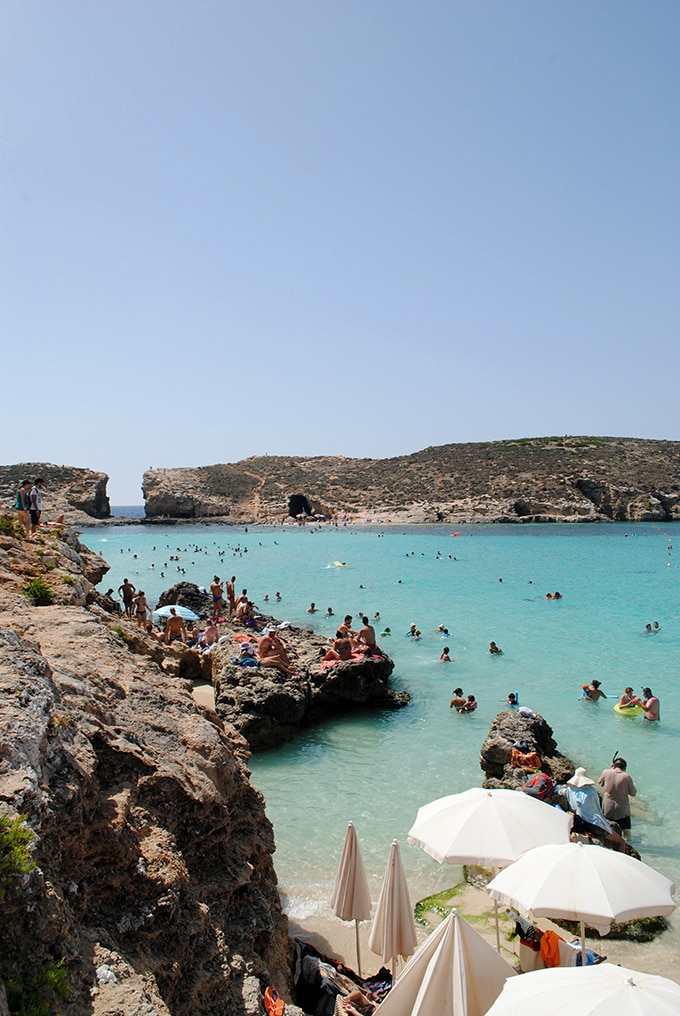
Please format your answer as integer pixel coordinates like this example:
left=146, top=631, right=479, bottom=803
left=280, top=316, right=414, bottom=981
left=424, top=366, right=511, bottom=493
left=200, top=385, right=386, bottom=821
left=82, top=517, right=680, bottom=972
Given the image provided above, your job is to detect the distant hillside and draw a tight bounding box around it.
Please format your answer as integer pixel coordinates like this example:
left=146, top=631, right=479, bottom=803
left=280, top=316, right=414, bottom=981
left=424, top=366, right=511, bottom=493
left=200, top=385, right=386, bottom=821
left=141, top=437, right=680, bottom=523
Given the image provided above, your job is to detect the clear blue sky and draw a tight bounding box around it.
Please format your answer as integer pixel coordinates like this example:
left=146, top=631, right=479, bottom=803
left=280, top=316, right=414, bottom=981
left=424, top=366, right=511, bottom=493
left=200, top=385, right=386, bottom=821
left=2, top=2, right=679, bottom=503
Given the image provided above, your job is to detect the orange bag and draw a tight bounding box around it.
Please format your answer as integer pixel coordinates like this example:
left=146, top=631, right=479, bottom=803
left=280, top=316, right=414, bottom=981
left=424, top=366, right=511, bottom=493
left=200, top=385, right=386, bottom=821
left=264, top=986, right=285, bottom=1016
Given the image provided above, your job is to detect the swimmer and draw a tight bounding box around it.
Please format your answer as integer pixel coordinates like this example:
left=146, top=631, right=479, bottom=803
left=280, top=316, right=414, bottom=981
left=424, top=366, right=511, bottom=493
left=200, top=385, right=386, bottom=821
left=326, top=607, right=334, bottom=616
left=458, top=694, right=477, bottom=713
left=449, top=688, right=466, bottom=710
left=618, top=686, right=641, bottom=709
left=380, top=627, right=391, bottom=637
left=405, top=623, right=417, bottom=637
left=440, top=647, right=451, bottom=662
left=640, top=687, right=660, bottom=721
left=582, top=680, right=606, bottom=701
left=653, top=621, right=660, bottom=631
left=489, top=641, right=503, bottom=655
left=507, top=692, right=518, bottom=707
left=645, top=623, right=652, bottom=633
left=307, top=602, right=318, bottom=613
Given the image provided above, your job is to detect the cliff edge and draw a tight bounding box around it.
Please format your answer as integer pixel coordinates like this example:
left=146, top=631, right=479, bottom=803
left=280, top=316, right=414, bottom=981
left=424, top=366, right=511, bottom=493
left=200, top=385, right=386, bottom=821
left=0, top=525, right=291, bottom=1016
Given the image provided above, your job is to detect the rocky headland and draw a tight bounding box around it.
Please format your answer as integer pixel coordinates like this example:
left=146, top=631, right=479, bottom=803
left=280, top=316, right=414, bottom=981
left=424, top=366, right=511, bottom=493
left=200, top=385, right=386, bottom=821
left=6, top=438, right=680, bottom=527
left=0, top=464, right=110, bottom=525
left=141, top=436, right=680, bottom=524
left=0, top=526, right=299, bottom=1015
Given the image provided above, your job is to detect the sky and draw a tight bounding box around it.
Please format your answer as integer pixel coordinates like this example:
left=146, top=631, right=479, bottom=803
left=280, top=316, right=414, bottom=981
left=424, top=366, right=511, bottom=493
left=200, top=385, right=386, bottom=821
left=2, top=2, right=679, bottom=503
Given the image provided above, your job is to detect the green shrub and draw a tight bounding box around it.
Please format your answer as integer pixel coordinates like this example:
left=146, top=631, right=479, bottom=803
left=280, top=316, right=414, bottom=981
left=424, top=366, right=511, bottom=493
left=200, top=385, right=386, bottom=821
left=0, top=516, right=22, bottom=538
left=21, top=578, right=54, bottom=606
left=43, top=562, right=55, bottom=571
left=0, top=814, right=35, bottom=900
left=62, top=575, right=75, bottom=586
left=111, top=626, right=131, bottom=644
left=6, top=959, right=70, bottom=1016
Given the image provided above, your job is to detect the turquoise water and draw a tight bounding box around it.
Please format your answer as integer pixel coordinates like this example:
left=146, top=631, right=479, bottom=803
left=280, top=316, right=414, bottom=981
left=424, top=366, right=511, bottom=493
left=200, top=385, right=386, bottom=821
left=82, top=522, right=680, bottom=922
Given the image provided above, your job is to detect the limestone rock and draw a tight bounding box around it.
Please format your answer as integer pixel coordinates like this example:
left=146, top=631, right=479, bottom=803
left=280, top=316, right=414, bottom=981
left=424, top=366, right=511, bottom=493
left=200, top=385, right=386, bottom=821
left=140, top=438, right=680, bottom=523
left=212, top=624, right=406, bottom=751
left=0, top=463, right=110, bottom=520
left=479, top=710, right=575, bottom=789
left=0, top=534, right=292, bottom=1016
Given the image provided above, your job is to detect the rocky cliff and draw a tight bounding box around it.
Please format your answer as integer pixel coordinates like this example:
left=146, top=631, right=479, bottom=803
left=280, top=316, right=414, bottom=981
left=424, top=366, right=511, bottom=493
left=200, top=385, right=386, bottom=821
left=0, top=528, right=292, bottom=1015
left=0, top=464, right=110, bottom=521
left=141, top=437, right=680, bottom=523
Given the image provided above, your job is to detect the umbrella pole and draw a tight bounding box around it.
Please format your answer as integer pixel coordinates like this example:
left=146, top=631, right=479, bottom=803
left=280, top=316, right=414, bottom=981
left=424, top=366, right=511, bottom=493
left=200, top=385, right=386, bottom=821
left=580, top=920, right=587, bottom=967
left=494, top=899, right=501, bottom=953
left=354, top=919, right=362, bottom=978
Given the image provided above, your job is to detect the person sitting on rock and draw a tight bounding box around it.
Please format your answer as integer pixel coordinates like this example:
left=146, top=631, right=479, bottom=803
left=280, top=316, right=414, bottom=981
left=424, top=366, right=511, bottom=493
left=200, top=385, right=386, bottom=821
left=511, top=741, right=542, bottom=771
left=258, top=629, right=297, bottom=675
left=322, top=632, right=353, bottom=662
left=562, top=768, right=627, bottom=852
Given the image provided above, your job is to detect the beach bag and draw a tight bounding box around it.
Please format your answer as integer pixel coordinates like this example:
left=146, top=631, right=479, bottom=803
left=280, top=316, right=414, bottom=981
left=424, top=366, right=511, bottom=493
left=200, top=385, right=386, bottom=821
left=264, top=986, right=285, bottom=1016
left=521, top=772, right=554, bottom=801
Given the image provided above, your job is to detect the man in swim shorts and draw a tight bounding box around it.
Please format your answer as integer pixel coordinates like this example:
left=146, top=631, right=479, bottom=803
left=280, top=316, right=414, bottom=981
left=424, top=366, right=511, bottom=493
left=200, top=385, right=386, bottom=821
left=118, top=578, right=136, bottom=618
left=210, top=576, right=223, bottom=620
left=164, top=608, right=187, bottom=645
left=226, top=576, right=236, bottom=616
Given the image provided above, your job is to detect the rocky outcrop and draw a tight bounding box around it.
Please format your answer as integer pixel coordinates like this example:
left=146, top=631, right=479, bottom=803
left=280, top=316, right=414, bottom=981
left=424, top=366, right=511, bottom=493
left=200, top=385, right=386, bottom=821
left=140, top=437, right=680, bottom=524
left=0, top=464, right=110, bottom=521
left=212, top=626, right=407, bottom=751
left=479, top=710, right=576, bottom=789
left=0, top=533, right=292, bottom=1015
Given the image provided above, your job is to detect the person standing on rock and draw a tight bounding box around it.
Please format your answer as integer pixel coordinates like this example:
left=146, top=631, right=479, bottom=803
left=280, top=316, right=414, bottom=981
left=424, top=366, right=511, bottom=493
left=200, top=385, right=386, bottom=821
left=226, top=576, right=236, bottom=616
left=118, top=578, right=136, bottom=618
left=598, top=757, right=636, bottom=837
left=132, top=590, right=150, bottom=628
left=29, top=477, right=45, bottom=534
left=210, top=576, right=223, bottom=620
left=15, top=479, right=31, bottom=536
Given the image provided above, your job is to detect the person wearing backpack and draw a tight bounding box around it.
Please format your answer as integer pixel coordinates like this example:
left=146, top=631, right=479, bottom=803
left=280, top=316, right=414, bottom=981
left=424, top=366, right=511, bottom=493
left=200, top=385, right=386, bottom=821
left=15, top=479, right=31, bottom=535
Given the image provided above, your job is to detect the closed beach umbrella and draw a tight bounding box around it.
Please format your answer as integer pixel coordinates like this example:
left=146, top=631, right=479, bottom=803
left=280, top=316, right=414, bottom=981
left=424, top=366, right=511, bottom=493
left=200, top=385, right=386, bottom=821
left=375, top=908, right=515, bottom=1016
left=485, top=963, right=680, bottom=1016
left=153, top=603, right=200, bottom=621
left=368, top=840, right=418, bottom=979
left=331, top=822, right=372, bottom=976
left=407, top=787, right=571, bottom=949
left=487, top=841, right=676, bottom=964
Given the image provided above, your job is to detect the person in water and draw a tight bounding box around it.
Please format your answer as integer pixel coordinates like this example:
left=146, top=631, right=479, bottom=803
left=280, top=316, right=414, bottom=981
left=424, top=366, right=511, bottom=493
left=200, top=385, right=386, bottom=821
left=582, top=680, right=606, bottom=701
left=489, top=641, right=503, bottom=654
left=640, top=687, right=660, bottom=721
left=618, top=687, right=641, bottom=709
left=507, top=692, right=518, bottom=707
left=440, top=646, right=451, bottom=662
left=449, top=688, right=466, bottom=710
left=458, top=694, right=477, bottom=713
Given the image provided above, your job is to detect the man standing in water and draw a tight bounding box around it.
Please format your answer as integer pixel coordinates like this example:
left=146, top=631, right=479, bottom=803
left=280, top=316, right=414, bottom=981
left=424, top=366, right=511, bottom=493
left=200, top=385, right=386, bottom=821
left=640, top=687, right=660, bottom=721
left=598, top=758, right=637, bottom=837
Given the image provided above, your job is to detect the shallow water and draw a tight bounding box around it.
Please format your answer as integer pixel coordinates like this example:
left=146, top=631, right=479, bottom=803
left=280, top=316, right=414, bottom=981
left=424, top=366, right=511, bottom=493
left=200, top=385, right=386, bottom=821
left=83, top=521, right=680, bottom=974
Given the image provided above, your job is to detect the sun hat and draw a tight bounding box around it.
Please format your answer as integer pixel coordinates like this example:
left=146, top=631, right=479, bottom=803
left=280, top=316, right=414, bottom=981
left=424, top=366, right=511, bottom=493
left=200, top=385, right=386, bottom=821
left=568, top=767, right=595, bottom=788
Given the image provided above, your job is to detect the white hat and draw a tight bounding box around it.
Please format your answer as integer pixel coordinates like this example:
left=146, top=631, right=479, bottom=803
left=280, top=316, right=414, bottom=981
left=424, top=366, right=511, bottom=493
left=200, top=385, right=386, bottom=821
left=568, top=767, right=595, bottom=788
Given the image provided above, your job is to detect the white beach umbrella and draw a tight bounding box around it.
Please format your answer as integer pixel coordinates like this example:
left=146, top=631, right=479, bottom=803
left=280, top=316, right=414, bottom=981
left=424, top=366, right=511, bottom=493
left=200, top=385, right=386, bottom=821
left=375, top=908, right=515, bottom=1016
left=407, top=788, right=572, bottom=868
left=487, top=841, right=676, bottom=964
left=407, top=787, right=572, bottom=949
left=368, top=840, right=418, bottom=980
left=330, top=822, right=372, bottom=976
left=485, top=963, right=680, bottom=1016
